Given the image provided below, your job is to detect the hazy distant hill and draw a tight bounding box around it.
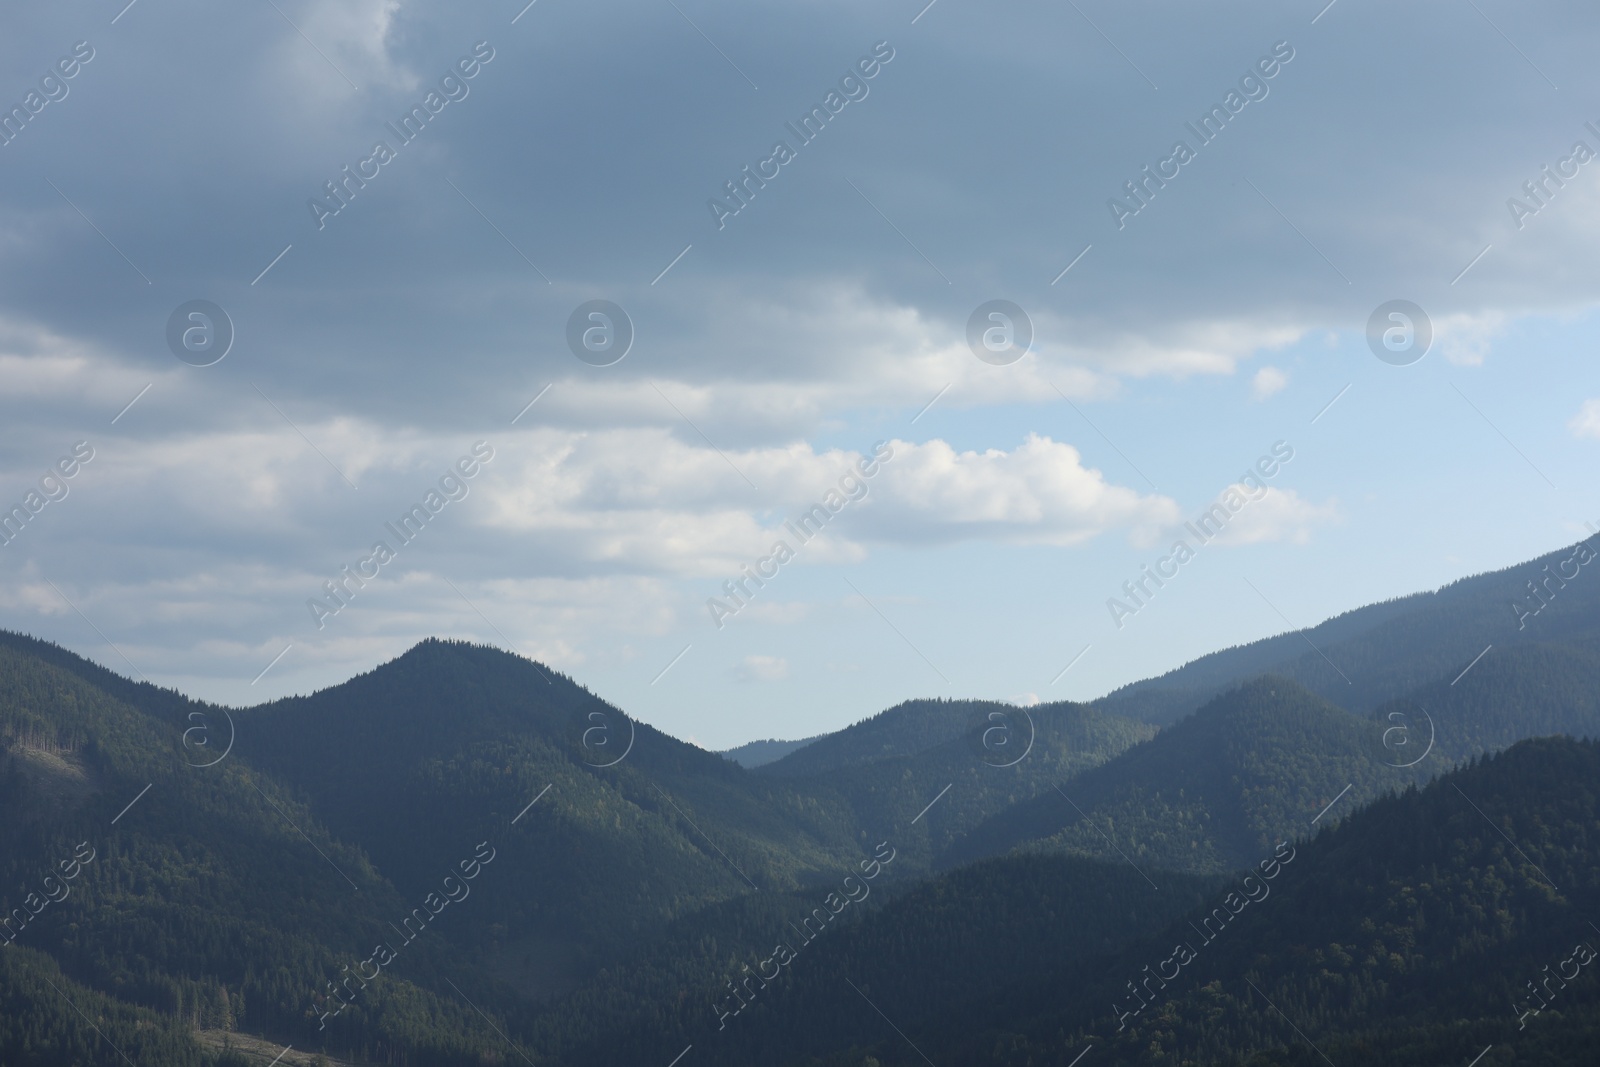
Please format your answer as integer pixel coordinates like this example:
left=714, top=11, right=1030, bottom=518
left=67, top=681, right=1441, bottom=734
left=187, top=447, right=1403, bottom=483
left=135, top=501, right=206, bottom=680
left=757, top=696, right=1062, bottom=777
left=719, top=734, right=823, bottom=768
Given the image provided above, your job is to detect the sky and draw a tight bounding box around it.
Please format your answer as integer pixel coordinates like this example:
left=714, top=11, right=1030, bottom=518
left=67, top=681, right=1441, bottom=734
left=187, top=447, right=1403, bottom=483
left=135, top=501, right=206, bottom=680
left=1, top=0, right=1597, bottom=749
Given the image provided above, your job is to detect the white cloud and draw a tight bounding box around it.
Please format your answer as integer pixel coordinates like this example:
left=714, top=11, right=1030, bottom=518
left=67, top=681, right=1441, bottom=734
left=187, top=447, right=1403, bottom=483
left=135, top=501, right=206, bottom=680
left=1570, top=398, right=1600, bottom=439
left=474, top=429, right=1178, bottom=570
left=0, top=414, right=1177, bottom=697
left=1, top=414, right=1172, bottom=575
left=0, top=321, right=166, bottom=411
left=1435, top=312, right=1508, bottom=367
left=8, top=0, right=1600, bottom=724
left=1207, top=486, right=1340, bottom=547
left=1054, top=318, right=1304, bottom=380
left=859, top=435, right=1180, bottom=548
left=1252, top=367, right=1288, bottom=400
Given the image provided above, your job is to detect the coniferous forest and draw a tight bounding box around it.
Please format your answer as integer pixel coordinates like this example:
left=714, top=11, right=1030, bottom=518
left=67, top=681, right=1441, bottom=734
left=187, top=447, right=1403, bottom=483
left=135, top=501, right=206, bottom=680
left=3, top=541, right=1600, bottom=1066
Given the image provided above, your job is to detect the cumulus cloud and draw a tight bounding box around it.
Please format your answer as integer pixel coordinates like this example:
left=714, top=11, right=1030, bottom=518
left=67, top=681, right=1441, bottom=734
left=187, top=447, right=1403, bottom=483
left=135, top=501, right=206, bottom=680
left=0, top=411, right=1172, bottom=694
left=469, top=430, right=1180, bottom=571
left=857, top=436, right=1180, bottom=548
left=1252, top=367, right=1288, bottom=400
left=32, top=403, right=1174, bottom=559
left=1206, top=487, right=1340, bottom=547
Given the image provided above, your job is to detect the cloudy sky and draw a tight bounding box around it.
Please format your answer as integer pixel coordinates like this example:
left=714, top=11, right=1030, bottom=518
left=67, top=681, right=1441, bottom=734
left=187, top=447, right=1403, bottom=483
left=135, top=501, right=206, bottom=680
left=2, top=0, right=1597, bottom=748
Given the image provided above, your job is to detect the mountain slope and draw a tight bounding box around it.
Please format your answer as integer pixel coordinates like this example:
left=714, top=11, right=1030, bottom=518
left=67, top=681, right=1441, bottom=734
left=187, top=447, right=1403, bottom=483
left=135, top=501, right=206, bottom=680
left=521, top=851, right=1220, bottom=1067
left=0, top=944, right=208, bottom=1067
left=941, top=677, right=1426, bottom=874
left=550, top=737, right=1600, bottom=1067
left=3, top=528, right=1599, bottom=1066
left=919, top=736, right=1600, bottom=1067
left=231, top=642, right=1156, bottom=989
left=1094, top=536, right=1600, bottom=725
left=776, top=700, right=1157, bottom=862
left=953, top=625, right=1600, bottom=878
left=757, top=697, right=1054, bottom=777
left=0, top=640, right=511, bottom=1066
left=235, top=640, right=880, bottom=989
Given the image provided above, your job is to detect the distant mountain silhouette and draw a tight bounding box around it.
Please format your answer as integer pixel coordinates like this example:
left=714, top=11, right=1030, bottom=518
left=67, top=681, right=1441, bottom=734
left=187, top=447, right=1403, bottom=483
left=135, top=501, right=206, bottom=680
left=719, top=735, right=824, bottom=768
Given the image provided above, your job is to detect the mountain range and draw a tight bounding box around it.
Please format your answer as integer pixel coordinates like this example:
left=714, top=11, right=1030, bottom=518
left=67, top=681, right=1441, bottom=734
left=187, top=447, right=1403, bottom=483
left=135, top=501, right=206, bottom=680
left=1, top=536, right=1598, bottom=1065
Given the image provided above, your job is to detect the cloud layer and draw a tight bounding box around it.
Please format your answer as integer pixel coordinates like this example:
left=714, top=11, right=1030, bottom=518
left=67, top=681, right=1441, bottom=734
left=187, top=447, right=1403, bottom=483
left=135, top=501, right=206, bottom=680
left=0, top=0, right=1590, bottom=728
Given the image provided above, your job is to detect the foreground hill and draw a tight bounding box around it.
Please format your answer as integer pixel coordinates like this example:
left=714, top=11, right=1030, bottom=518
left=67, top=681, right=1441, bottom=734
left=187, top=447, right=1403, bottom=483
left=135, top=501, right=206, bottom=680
left=548, top=737, right=1600, bottom=1067
left=0, top=639, right=510, bottom=1065
left=525, top=851, right=1221, bottom=1066
left=917, top=737, right=1600, bottom=1067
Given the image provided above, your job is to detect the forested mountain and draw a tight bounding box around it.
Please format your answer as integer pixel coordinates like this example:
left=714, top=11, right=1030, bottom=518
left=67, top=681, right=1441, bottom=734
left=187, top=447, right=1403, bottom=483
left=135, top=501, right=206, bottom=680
left=794, top=737, right=1600, bottom=1067
left=236, top=640, right=870, bottom=983
left=940, top=677, right=1415, bottom=874
left=765, top=700, right=1157, bottom=860
left=1, top=539, right=1598, bottom=1065
left=758, top=697, right=1065, bottom=776
left=1094, top=537, right=1600, bottom=726
left=498, top=737, right=1600, bottom=1067
left=0, top=636, right=1147, bottom=1064
left=525, top=851, right=1223, bottom=1066
left=0, top=640, right=510, bottom=1065
left=944, top=620, right=1600, bottom=875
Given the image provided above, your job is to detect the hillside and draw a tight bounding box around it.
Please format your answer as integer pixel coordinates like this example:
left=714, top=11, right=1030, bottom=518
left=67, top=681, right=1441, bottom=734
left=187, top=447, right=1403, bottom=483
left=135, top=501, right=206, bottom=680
left=757, top=697, right=1061, bottom=777
left=1, top=531, right=1598, bottom=1066
left=546, top=737, right=1600, bottom=1067
left=1094, top=536, right=1600, bottom=725
left=0, top=636, right=1149, bottom=1064
left=947, top=634, right=1600, bottom=876
left=773, top=700, right=1157, bottom=862
left=524, top=851, right=1221, bottom=1066
left=940, top=677, right=1418, bottom=874
left=913, top=737, right=1600, bottom=1067
left=0, top=641, right=511, bottom=1065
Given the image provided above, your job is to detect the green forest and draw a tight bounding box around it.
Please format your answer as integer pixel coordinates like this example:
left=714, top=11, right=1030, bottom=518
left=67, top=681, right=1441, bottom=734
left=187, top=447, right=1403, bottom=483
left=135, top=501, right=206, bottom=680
left=2, top=539, right=1599, bottom=1065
